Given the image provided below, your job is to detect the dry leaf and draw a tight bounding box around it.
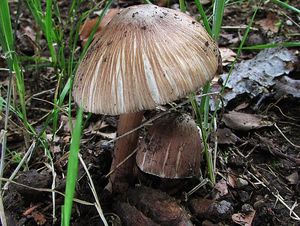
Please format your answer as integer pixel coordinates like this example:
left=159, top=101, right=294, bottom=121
left=222, top=111, right=273, bottom=131
left=227, top=173, right=237, bottom=188
left=220, top=47, right=236, bottom=66
left=214, top=179, right=228, bottom=197
left=286, top=172, right=298, bottom=185
left=232, top=210, right=256, bottom=226
left=217, top=128, right=239, bottom=145
left=257, top=12, right=280, bottom=33
left=23, top=26, right=36, bottom=42
left=32, top=211, right=47, bottom=225
left=80, top=8, right=120, bottom=45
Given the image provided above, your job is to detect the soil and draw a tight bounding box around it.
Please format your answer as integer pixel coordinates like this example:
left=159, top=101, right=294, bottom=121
left=1, top=0, right=300, bottom=225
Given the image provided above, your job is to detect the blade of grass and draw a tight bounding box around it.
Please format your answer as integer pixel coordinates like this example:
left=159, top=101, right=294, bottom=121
left=190, top=0, right=225, bottom=184
left=0, top=73, right=12, bottom=226
left=0, top=0, right=27, bottom=121
left=78, top=154, right=108, bottom=226
left=194, top=0, right=212, bottom=35
left=209, top=3, right=260, bottom=133
left=179, top=0, right=187, bottom=12
left=212, top=0, right=225, bottom=40
left=242, top=41, right=300, bottom=49
left=272, top=0, right=300, bottom=14
left=63, top=107, right=83, bottom=226
left=45, top=0, right=58, bottom=64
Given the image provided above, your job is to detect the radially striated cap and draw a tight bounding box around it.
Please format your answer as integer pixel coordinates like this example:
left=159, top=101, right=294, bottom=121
left=73, top=4, right=220, bottom=115
left=136, top=113, right=202, bottom=178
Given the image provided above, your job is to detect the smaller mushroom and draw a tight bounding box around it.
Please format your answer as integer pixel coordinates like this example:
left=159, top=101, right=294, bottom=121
left=136, top=113, right=203, bottom=179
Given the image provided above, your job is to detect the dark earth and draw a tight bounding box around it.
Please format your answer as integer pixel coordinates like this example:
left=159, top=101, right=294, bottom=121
left=1, top=0, right=300, bottom=225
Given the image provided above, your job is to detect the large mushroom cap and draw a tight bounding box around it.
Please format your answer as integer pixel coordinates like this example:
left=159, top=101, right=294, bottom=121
left=136, top=113, right=203, bottom=178
left=73, top=4, right=220, bottom=115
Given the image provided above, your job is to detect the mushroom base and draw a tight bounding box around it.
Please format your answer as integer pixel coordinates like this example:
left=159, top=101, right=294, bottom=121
left=108, top=111, right=144, bottom=193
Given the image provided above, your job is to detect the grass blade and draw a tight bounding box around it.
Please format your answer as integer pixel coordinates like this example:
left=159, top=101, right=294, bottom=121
left=179, top=0, right=187, bottom=12
left=0, top=0, right=27, bottom=122
left=194, top=0, right=212, bottom=35
left=272, top=0, right=300, bottom=14
left=63, top=107, right=83, bottom=226
left=212, top=0, right=225, bottom=40
left=45, top=0, right=57, bottom=64
left=242, top=41, right=300, bottom=50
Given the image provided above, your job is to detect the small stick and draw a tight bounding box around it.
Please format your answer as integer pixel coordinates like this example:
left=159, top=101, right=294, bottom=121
left=105, top=148, right=138, bottom=178
left=274, top=123, right=300, bottom=149
left=255, top=133, right=300, bottom=165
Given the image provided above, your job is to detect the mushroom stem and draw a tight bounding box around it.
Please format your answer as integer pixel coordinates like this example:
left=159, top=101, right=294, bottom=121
left=109, top=111, right=144, bottom=193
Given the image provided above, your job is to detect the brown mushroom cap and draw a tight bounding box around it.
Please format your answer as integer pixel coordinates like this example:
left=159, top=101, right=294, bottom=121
left=136, top=113, right=203, bottom=178
left=73, top=4, right=220, bottom=115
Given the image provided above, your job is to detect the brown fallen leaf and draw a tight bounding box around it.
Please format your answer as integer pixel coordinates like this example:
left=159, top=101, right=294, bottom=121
left=217, top=128, right=239, bottom=145
left=32, top=211, right=47, bottom=225
left=232, top=210, right=256, bottom=226
left=220, top=47, right=236, bottom=66
left=214, top=179, right=228, bottom=198
left=257, top=12, right=280, bottom=33
left=222, top=111, right=273, bottom=131
left=227, top=172, right=237, bottom=188
left=286, top=172, right=298, bottom=185
left=79, top=8, right=120, bottom=46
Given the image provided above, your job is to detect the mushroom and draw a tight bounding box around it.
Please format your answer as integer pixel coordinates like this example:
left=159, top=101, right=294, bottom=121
left=73, top=4, right=220, bottom=193
left=136, top=113, right=202, bottom=179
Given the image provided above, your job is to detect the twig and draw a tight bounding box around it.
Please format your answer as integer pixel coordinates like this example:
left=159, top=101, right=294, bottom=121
left=213, top=116, right=218, bottom=175
left=185, top=178, right=209, bottom=199
left=3, top=141, right=36, bottom=190
left=107, top=92, right=220, bottom=144
left=255, top=133, right=300, bottom=165
left=221, top=25, right=259, bottom=30
left=248, top=165, right=300, bottom=221
left=0, top=177, right=94, bottom=206
left=105, top=148, right=138, bottom=178
left=274, top=123, right=300, bottom=149
left=45, top=162, right=57, bottom=223
left=0, top=70, right=13, bottom=226
left=79, top=154, right=108, bottom=226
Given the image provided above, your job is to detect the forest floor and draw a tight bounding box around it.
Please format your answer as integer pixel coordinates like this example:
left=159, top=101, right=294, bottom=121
left=1, top=0, right=300, bottom=225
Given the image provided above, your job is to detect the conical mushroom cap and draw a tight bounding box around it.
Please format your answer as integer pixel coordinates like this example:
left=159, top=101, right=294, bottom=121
left=136, top=113, right=202, bottom=178
left=73, top=4, right=220, bottom=115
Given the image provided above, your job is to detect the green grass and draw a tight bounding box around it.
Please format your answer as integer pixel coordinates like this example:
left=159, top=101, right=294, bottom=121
left=62, top=107, right=83, bottom=226
left=0, top=2, right=26, bottom=225
left=272, top=0, right=300, bottom=14
left=0, top=0, right=27, bottom=121
left=0, top=0, right=299, bottom=225
left=0, top=0, right=113, bottom=225
left=189, top=0, right=225, bottom=185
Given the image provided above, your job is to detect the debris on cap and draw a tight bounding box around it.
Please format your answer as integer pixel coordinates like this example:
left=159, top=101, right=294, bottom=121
left=73, top=4, right=220, bottom=115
